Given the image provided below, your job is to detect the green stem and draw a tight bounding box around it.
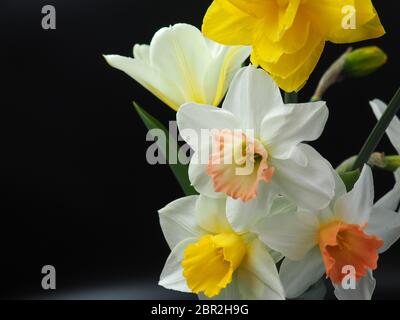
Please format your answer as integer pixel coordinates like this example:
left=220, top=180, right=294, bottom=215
left=352, top=86, right=400, bottom=170
left=284, top=92, right=298, bottom=104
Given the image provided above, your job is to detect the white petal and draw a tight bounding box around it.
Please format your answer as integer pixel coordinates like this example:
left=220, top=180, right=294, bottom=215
left=333, top=270, right=376, bottom=300
left=334, top=165, right=374, bottom=225
left=370, top=99, right=400, bottom=154
left=267, top=193, right=298, bottom=218
left=375, top=169, right=400, bottom=211
left=188, top=149, right=225, bottom=199
left=222, top=66, right=283, bottom=135
left=104, top=54, right=183, bottom=110
left=158, top=196, right=205, bottom=249
left=149, top=24, right=212, bottom=104
left=271, top=144, right=335, bottom=211
left=203, top=44, right=251, bottom=106
left=261, top=101, right=329, bottom=160
left=295, top=279, right=327, bottom=300
left=366, top=206, right=400, bottom=253
left=133, top=44, right=150, bottom=63
left=177, top=103, right=241, bottom=151
left=159, top=238, right=197, bottom=293
left=279, top=247, right=325, bottom=298
left=331, top=168, right=348, bottom=204
left=195, top=195, right=232, bottom=234
left=256, top=211, right=319, bottom=261
left=237, top=239, right=285, bottom=300
left=226, top=183, right=272, bottom=233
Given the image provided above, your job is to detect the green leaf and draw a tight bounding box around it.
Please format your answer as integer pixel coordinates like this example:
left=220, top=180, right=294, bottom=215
left=133, top=102, right=197, bottom=196
left=339, top=169, right=361, bottom=192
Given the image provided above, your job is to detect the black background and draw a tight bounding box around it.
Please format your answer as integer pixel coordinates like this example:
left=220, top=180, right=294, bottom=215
left=0, top=0, right=399, bottom=299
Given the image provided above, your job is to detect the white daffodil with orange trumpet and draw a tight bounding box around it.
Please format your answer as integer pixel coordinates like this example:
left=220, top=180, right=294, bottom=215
left=104, top=23, right=250, bottom=111
left=257, top=165, right=400, bottom=300
left=157, top=189, right=292, bottom=299
left=177, top=65, right=334, bottom=210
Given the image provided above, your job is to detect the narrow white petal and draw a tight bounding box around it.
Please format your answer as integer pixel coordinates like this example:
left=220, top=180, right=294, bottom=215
left=237, top=239, right=285, bottom=300
left=331, top=168, right=348, bottom=204
left=375, top=169, right=400, bottom=211
left=133, top=44, right=150, bottom=63
left=271, top=144, right=335, bottom=212
left=261, top=101, right=329, bottom=159
left=333, top=270, right=376, bottom=300
left=149, top=24, right=212, bottom=104
left=334, top=165, right=374, bottom=225
left=159, top=196, right=205, bottom=249
left=195, top=195, right=232, bottom=234
left=222, top=66, right=283, bottom=135
left=104, top=54, right=183, bottom=110
left=370, top=99, right=400, bottom=154
left=279, top=247, right=325, bottom=298
left=203, top=44, right=251, bottom=106
left=159, top=238, right=197, bottom=293
left=367, top=206, right=400, bottom=253
left=177, top=103, right=241, bottom=151
left=256, top=211, right=319, bottom=261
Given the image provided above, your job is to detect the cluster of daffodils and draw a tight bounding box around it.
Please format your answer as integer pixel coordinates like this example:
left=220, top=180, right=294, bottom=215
left=105, top=1, right=400, bottom=300
left=159, top=65, right=400, bottom=300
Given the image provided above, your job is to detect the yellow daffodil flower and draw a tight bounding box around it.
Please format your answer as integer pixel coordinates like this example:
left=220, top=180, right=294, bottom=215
left=202, top=0, right=385, bottom=92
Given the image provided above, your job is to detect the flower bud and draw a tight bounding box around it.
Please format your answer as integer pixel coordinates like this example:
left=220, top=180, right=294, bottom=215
left=382, top=155, right=400, bottom=172
left=343, top=46, right=387, bottom=78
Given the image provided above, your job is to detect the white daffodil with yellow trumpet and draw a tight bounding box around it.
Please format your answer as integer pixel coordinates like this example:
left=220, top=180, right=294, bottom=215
left=158, top=188, right=294, bottom=300
left=104, top=23, right=250, bottom=111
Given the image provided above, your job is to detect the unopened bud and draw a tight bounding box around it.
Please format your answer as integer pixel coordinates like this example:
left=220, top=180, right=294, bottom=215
left=343, top=46, right=387, bottom=78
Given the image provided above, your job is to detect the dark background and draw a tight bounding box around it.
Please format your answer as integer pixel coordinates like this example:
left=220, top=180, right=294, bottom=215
left=0, top=0, right=399, bottom=299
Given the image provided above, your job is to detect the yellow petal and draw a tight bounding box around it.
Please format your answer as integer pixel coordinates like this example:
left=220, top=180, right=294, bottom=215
left=202, top=0, right=260, bottom=45
left=270, top=37, right=325, bottom=92
left=252, top=31, right=324, bottom=80
left=277, top=0, right=301, bottom=39
left=228, top=0, right=272, bottom=18
left=328, top=7, right=385, bottom=43
left=277, top=7, right=311, bottom=54
left=303, top=0, right=355, bottom=35
left=304, top=0, right=385, bottom=43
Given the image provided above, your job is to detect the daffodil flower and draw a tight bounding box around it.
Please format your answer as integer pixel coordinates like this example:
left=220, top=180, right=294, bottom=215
left=158, top=189, right=289, bottom=299
left=104, top=23, right=250, bottom=111
left=257, top=165, right=400, bottom=300
left=370, top=99, right=400, bottom=155
left=202, top=0, right=385, bottom=92
left=177, top=65, right=334, bottom=210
